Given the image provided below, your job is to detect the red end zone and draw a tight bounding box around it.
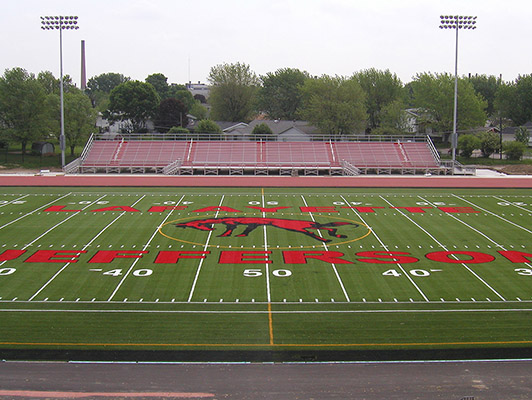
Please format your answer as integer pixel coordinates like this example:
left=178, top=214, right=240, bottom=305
left=1, top=174, right=532, bottom=188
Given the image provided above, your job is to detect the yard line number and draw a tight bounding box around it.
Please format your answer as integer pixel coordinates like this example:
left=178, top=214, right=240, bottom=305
left=244, top=269, right=292, bottom=278
left=383, top=269, right=440, bottom=277
left=100, top=269, right=153, bottom=277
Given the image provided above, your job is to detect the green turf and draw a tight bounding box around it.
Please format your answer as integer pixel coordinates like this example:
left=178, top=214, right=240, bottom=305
left=1, top=186, right=532, bottom=352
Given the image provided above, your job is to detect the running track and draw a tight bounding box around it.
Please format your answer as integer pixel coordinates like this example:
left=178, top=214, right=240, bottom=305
left=2, top=174, right=532, bottom=187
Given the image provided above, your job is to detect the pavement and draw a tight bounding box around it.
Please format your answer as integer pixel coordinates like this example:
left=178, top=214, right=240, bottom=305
left=1, top=360, right=532, bottom=399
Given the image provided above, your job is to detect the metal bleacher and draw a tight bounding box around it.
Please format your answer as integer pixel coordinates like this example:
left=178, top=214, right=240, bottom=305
left=67, top=133, right=449, bottom=175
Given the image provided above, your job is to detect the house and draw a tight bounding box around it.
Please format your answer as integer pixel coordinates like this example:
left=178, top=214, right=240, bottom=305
left=226, top=120, right=319, bottom=141
left=404, top=109, right=433, bottom=135
left=501, top=121, right=532, bottom=144
left=96, top=113, right=155, bottom=136
left=186, top=81, right=210, bottom=103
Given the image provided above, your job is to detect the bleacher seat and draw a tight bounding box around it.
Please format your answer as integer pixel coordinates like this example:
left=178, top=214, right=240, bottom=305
left=78, top=138, right=441, bottom=174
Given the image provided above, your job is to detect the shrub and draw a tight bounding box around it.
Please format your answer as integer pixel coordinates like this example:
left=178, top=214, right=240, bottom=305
left=503, top=141, right=527, bottom=160
left=515, top=126, right=530, bottom=145
left=168, top=126, right=189, bottom=134
left=457, top=134, right=481, bottom=158
left=479, top=131, right=501, bottom=158
left=195, top=119, right=221, bottom=133
left=252, top=123, right=273, bottom=135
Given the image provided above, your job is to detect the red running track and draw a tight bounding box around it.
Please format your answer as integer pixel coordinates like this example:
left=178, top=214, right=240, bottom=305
left=1, top=174, right=532, bottom=188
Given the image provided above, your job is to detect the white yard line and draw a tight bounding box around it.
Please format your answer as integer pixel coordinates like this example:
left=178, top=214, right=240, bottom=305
left=301, top=195, right=351, bottom=302
left=0, top=193, right=72, bottom=231
left=107, top=195, right=186, bottom=302
left=262, top=191, right=272, bottom=303
left=28, top=195, right=145, bottom=302
left=380, top=195, right=506, bottom=301
left=0, top=194, right=29, bottom=209
left=0, top=195, right=107, bottom=270
left=420, top=195, right=532, bottom=269
left=418, top=196, right=507, bottom=248
left=492, top=195, right=532, bottom=214
left=186, top=195, right=225, bottom=302
left=1, top=308, right=529, bottom=314
left=453, top=194, right=532, bottom=235
left=340, top=195, right=430, bottom=302
left=424, top=194, right=532, bottom=272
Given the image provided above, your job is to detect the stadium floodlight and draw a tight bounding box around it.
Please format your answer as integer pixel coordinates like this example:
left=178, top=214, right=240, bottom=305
left=40, top=16, right=79, bottom=168
left=439, top=15, right=477, bottom=169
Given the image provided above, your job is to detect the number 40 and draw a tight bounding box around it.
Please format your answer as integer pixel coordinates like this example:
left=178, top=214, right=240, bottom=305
left=383, top=269, right=431, bottom=277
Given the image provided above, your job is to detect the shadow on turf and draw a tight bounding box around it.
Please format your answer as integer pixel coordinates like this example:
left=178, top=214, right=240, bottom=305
left=2, top=348, right=532, bottom=362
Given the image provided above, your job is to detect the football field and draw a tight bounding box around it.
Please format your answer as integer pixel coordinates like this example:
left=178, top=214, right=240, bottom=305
left=1, top=186, right=532, bottom=355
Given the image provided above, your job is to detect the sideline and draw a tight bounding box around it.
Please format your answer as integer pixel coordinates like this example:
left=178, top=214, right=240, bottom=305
left=3, top=174, right=532, bottom=188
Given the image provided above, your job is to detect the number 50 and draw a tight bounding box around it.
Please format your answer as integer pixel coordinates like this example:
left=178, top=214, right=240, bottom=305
left=243, top=269, right=292, bottom=277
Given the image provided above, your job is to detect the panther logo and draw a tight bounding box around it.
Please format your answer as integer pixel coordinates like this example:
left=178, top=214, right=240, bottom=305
left=175, top=217, right=357, bottom=243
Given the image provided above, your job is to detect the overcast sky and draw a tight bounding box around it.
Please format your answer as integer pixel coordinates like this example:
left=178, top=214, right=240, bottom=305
left=1, top=0, right=530, bottom=87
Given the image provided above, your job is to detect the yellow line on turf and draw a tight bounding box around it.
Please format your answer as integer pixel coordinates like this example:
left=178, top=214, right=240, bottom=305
left=268, top=302, right=274, bottom=345
left=2, top=340, right=532, bottom=348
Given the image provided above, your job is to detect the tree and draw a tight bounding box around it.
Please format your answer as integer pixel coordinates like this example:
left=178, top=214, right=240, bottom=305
left=515, top=126, right=530, bottom=145
left=195, top=119, right=221, bottom=133
left=469, top=74, right=500, bottom=117
left=457, top=134, right=481, bottom=158
left=0, top=68, right=49, bottom=158
left=37, top=71, right=75, bottom=95
left=504, top=141, right=527, bottom=160
left=86, top=72, right=130, bottom=111
left=37, top=71, right=81, bottom=139
left=63, top=88, right=98, bottom=156
left=251, top=123, right=273, bottom=141
left=513, top=75, right=532, bottom=125
left=299, top=75, right=367, bottom=136
left=107, top=81, right=160, bottom=132
left=167, top=86, right=195, bottom=110
left=189, top=101, right=208, bottom=120
left=377, top=99, right=410, bottom=134
left=87, top=72, right=130, bottom=94
left=495, top=75, right=532, bottom=126
left=411, top=73, right=487, bottom=133
left=145, top=73, right=169, bottom=100
left=155, top=98, right=188, bottom=132
left=257, top=68, right=309, bottom=120
left=478, top=131, right=500, bottom=158
left=353, top=68, right=404, bottom=130
left=208, top=62, right=259, bottom=122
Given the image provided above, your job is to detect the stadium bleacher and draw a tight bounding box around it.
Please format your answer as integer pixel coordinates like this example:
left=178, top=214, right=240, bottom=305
left=73, top=134, right=445, bottom=175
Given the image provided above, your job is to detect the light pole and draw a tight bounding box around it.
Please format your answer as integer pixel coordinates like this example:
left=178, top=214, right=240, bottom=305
left=439, top=15, right=476, bottom=167
left=40, top=16, right=79, bottom=168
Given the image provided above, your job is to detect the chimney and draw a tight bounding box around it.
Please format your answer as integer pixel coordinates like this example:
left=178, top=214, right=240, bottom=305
left=81, top=40, right=87, bottom=90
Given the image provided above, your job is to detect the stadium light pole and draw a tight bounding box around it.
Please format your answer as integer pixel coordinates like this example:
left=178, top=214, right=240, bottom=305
left=439, top=15, right=477, bottom=167
left=40, top=16, right=79, bottom=168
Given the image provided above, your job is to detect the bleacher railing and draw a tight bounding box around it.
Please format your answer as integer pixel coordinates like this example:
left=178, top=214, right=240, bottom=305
left=162, top=159, right=182, bottom=175
left=426, top=135, right=441, bottom=163
left=63, top=157, right=81, bottom=174
left=340, top=160, right=361, bottom=175
left=89, top=133, right=432, bottom=143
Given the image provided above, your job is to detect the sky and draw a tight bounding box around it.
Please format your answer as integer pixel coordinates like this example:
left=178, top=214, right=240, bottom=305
left=1, top=0, right=530, bottom=88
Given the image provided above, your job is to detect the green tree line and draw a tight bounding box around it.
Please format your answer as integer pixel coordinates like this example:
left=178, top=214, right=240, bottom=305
left=2, top=63, right=532, bottom=158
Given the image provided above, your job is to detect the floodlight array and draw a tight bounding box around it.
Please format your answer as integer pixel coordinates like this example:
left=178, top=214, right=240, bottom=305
left=439, top=15, right=477, bottom=30
left=40, top=16, right=79, bottom=30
